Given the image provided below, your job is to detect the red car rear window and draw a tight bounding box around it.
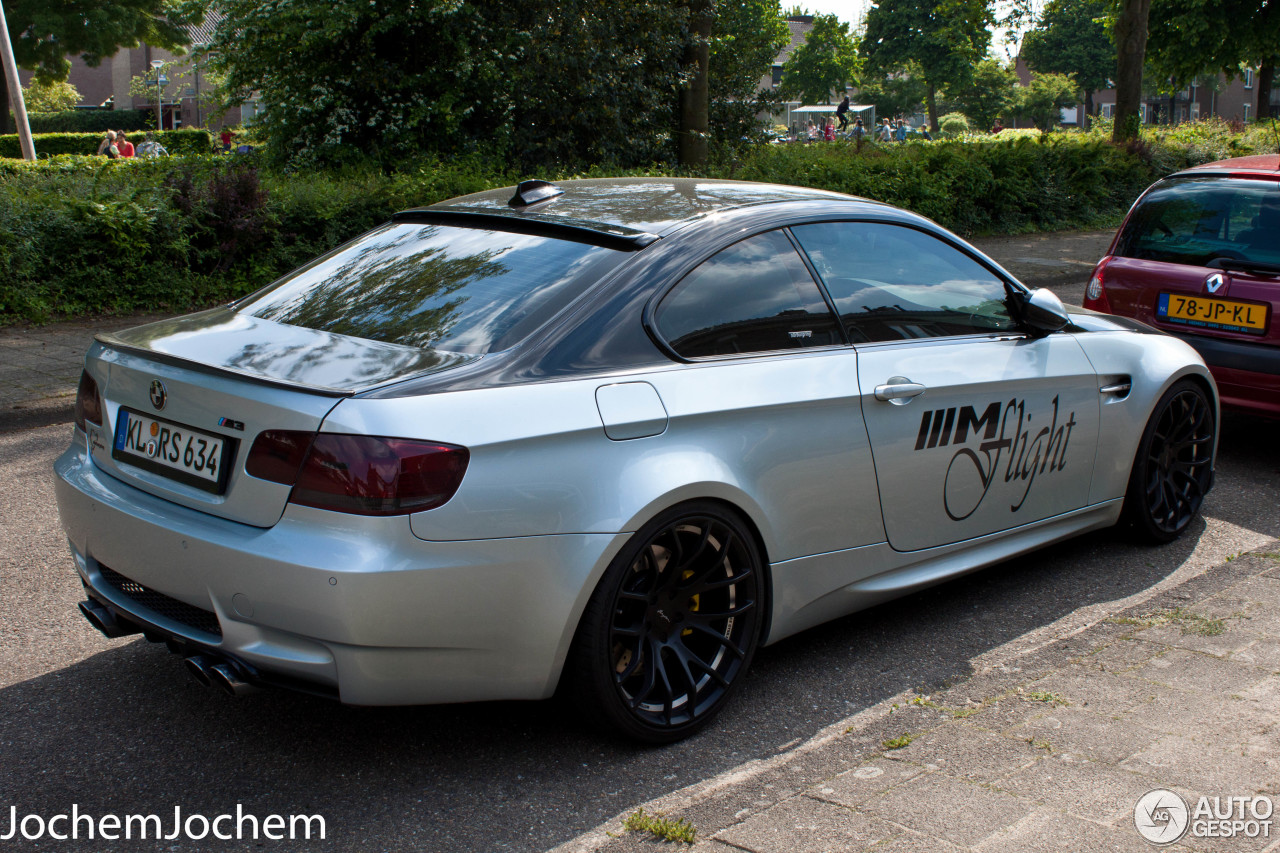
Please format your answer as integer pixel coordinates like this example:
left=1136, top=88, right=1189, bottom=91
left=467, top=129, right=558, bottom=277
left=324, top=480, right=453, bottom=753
left=1116, top=176, right=1280, bottom=268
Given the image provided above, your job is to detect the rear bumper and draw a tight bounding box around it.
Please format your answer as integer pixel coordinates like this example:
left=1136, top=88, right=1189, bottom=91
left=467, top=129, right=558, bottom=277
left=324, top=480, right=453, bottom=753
left=54, top=437, right=626, bottom=705
left=1169, top=332, right=1280, bottom=418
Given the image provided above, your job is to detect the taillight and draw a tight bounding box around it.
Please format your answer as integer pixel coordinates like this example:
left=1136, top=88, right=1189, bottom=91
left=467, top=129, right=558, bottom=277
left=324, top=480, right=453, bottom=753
left=74, top=370, right=103, bottom=431
left=245, top=430, right=314, bottom=485
left=1083, top=257, right=1113, bottom=314
left=246, top=430, right=469, bottom=515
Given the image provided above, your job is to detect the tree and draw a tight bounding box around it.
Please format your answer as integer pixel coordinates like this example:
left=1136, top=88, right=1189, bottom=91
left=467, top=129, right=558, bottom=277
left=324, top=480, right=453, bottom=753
left=947, top=58, right=1017, bottom=130
left=1109, top=0, right=1150, bottom=141
left=862, top=0, right=994, bottom=131
left=211, top=0, right=514, bottom=168
left=709, top=0, right=791, bottom=146
left=778, top=13, right=861, bottom=105
left=0, top=0, right=200, bottom=133
left=1146, top=0, right=1280, bottom=119
left=20, top=80, right=80, bottom=114
left=1014, top=72, right=1080, bottom=131
left=857, top=69, right=928, bottom=120
left=1021, top=0, right=1114, bottom=129
left=213, top=0, right=784, bottom=170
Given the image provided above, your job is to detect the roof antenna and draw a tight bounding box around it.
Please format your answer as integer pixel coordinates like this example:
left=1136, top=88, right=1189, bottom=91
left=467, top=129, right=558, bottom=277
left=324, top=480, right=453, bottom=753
left=509, top=180, right=564, bottom=208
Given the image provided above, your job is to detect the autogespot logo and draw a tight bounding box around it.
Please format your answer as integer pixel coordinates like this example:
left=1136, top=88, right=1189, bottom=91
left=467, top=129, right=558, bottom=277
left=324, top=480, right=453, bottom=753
left=1135, top=789, right=1190, bottom=844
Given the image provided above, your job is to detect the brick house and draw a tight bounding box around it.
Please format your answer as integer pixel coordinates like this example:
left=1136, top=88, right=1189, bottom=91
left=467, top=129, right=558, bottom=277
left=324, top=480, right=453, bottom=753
left=18, top=12, right=253, bottom=130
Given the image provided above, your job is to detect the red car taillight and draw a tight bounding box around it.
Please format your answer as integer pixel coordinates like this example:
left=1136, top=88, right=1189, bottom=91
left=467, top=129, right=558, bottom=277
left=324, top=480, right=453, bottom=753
left=246, top=430, right=469, bottom=515
left=74, top=370, right=103, bottom=431
left=1083, top=257, right=1114, bottom=314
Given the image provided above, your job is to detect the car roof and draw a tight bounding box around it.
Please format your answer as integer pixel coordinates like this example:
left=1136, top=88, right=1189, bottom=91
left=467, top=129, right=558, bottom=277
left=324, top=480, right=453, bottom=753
left=1174, top=154, right=1280, bottom=178
left=418, top=177, right=875, bottom=238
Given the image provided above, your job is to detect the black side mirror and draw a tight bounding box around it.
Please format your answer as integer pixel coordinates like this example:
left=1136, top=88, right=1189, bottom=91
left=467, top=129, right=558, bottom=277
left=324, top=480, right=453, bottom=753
left=1019, top=288, right=1070, bottom=335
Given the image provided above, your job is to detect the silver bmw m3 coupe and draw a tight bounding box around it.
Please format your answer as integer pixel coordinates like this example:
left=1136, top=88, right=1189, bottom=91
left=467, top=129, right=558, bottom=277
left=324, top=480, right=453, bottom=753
left=55, top=178, right=1218, bottom=742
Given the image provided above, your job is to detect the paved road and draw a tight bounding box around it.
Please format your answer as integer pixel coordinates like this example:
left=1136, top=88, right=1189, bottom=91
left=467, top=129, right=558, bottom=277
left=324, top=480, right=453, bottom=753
left=2, top=410, right=1277, bottom=851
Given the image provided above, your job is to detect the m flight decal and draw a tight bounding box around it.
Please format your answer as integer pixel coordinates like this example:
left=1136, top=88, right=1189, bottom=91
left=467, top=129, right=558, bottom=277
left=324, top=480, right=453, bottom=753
left=915, top=397, right=1079, bottom=520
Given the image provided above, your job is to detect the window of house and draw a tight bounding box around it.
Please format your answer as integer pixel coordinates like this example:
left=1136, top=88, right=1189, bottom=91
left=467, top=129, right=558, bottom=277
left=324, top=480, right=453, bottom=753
left=654, top=231, right=841, bottom=359
left=1245, top=69, right=1255, bottom=89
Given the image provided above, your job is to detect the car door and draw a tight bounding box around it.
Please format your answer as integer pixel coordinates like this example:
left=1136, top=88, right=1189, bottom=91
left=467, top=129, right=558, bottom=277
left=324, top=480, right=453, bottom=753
left=790, top=221, right=1100, bottom=552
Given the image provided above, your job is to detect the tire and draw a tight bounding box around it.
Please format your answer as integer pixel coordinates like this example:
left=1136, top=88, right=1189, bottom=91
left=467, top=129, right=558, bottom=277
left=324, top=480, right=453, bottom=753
left=1121, top=379, right=1215, bottom=544
left=567, top=502, right=764, bottom=743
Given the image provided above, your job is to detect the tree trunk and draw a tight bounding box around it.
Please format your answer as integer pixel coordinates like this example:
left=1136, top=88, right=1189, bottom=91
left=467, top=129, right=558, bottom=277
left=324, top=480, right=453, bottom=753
left=1083, top=90, right=1094, bottom=131
left=677, top=0, right=713, bottom=167
left=1258, top=58, right=1276, bottom=119
left=926, top=83, right=938, bottom=132
left=0, top=83, right=11, bottom=135
left=1111, top=0, right=1150, bottom=142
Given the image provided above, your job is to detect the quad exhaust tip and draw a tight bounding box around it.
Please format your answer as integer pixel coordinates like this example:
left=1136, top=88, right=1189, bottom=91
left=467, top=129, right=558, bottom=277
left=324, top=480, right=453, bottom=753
left=185, top=655, right=260, bottom=697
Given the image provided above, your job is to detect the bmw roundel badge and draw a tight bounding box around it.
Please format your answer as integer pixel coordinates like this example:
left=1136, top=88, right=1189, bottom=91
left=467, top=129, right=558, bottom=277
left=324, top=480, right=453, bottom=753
left=149, top=380, right=167, bottom=411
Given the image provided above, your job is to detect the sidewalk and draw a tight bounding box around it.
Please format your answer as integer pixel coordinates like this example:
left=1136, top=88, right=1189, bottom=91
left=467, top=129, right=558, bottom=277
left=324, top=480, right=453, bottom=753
left=0, top=231, right=1113, bottom=432
left=0, top=312, right=167, bottom=431
left=561, top=546, right=1280, bottom=853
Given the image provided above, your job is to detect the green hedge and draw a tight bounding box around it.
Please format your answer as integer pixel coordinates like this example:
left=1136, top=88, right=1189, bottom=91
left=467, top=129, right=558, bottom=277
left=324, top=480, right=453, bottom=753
left=27, top=110, right=152, bottom=134
left=0, top=129, right=1265, bottom=324
left=0, top=129, right=214, bottom=159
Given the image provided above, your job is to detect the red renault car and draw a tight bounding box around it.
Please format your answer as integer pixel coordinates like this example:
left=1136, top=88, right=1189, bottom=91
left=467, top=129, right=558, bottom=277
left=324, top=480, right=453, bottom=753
left=1083, top=155, right=1279, bottom=418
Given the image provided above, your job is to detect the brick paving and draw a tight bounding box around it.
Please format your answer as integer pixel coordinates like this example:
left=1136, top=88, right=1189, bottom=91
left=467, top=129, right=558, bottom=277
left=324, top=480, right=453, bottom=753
left=560, top=550, right=1280, bottom=852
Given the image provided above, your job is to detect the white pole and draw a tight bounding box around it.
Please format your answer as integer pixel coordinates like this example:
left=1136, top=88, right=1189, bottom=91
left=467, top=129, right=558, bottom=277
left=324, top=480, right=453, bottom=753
left=150, top=58, right=163, bottom=132
left=0, top=0, right=36, bottom=160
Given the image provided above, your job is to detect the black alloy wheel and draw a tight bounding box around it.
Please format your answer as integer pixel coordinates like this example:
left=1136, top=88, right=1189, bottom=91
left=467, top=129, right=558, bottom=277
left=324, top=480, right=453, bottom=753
left=1123, top=379, right=1215, bottom=543
left=568, top=503, right=764, bottom=743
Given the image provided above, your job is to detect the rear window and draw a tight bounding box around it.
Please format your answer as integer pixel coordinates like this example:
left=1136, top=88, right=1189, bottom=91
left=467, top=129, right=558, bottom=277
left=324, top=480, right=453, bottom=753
left=238, top=223, right=622, bottom=353
left=1116, top=176, right=1280, bottom=267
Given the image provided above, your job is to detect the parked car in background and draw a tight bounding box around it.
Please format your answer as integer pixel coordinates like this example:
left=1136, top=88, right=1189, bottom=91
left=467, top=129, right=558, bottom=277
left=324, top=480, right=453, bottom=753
left=57, top=178, right=1217, bottom=743
left=1083, top=155, right=1279, bottom=418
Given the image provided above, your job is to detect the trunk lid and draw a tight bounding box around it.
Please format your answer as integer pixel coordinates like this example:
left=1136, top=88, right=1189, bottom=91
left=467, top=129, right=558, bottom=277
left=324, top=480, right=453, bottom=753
left=86, top=309, right=473, bottom=527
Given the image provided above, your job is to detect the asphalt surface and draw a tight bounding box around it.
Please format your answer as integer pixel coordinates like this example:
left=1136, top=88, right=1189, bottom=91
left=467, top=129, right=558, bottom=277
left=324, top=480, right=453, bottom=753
left=4, top=228, right=1278, bottom=852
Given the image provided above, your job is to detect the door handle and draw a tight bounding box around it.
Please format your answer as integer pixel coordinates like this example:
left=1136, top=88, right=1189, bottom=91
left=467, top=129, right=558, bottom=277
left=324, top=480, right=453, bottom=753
left=874, top=378, right=926, bottom=404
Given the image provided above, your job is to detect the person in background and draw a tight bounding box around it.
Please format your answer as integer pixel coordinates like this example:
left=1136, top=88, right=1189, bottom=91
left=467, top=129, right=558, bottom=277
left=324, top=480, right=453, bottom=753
left=917, top=123, right=933, bottom=141
left=115, top=132, right=135, bottom=158
left=805, top=120, right=817, bottom=141
left=894, top=119, right=907, bottom=142
left=852, top=117, right=866, bottom=141
left=220, top=127, right=234, bottom=153
left=135, top=132, right=168, bottom=157
left=836, top=95, right=851, bottom=131
left=96, top=130, right=119, bottom=158
left=824, top=119, right=836, bottom=141
left=991, top=120, right=1005, bottom=134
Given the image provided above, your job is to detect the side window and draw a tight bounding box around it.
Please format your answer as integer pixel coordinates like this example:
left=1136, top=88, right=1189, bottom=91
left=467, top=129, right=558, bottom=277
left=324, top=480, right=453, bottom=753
left=790, top=222, right=1017, bottom=342
left=654, top=230, right=841, bottom=359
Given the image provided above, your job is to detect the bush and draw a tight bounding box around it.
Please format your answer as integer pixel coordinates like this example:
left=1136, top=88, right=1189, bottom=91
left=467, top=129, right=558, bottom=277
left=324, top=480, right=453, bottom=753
left=0, top=129, right=214, bottom=159
left=27, top=110, right=153, bottom=134
left=939, top=113, right=971, bottom=136
left=0, top=127, right=1269, bottom=324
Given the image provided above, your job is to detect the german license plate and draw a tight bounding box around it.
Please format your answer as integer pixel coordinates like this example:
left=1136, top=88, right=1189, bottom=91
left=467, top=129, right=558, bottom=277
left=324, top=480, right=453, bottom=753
left=112, top=408, right=230, bottom=494
left=1157, top=293, right=1269, bottom=335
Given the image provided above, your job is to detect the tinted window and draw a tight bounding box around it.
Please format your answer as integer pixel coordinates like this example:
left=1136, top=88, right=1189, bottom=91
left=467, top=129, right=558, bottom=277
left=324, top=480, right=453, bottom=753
left=654, top=231, right=841, bottom=359
left=238, top=223, right=621, bottom=353
left=790, top=222, right=1016, bottom=341
left=1116, top=176, right=1280, bottom=267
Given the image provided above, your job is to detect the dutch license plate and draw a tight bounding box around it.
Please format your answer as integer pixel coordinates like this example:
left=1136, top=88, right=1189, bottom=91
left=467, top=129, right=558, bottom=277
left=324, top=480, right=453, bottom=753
left=112, top=408, right=229, bottom=493
left=1157, top=293, right=1269, bottom=335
